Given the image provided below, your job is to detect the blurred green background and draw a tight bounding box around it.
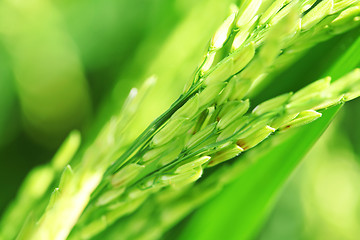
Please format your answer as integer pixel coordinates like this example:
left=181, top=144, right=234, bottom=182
left=0, top=0, right=360, bottom=239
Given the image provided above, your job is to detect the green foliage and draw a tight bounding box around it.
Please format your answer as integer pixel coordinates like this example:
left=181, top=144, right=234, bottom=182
left=1, top=1, right=360, bottom=240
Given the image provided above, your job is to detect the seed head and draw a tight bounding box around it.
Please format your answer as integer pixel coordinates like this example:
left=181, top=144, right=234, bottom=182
left=59, top=165, right=73, bottom=191
left=186, top=123, right=216, bottom=149
left=331, top=5, right=360, bottom=27
left=230, top=42, right=256, bottom=76
left=236, top=125, right=275, bottom=150
left=236, top=0, right=262, bottom=27
left=259, top=0, right=288, bottom=25
left=161, top=167, right=203, bottom=187
left=229, top=76, right=252, bottom=100
left=301, top=0, right=334, bottom=30
left=204, top=58, right=233, bottom=86
left=172, top=94, right=200, bottom=119
left=290, top=77, right=331, bottom=102
left=207, top=145, right=244, bottom=167
left=252, top=93, right=292, bottom=116
left=218, top=99, right=250, bottom=130
left=46, top=188, right=60, bottom=211
left=210, top=13, right=236, bottom=50
left=175, top=156, right=211, bottom=173
left=152, top=118, right=192, bottom=146
left=279, top=110, right=322, bottom=130
left=199, top=82, right=226, bottom=107
left=111, top=164, right=145, bottom=188
left=96, top=188, right=125, bottom=206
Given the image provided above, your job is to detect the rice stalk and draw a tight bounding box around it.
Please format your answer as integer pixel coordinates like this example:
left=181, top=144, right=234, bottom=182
left=2, top=1, right=360, bottom=239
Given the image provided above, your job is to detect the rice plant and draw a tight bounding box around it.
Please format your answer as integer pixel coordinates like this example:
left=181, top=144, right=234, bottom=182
left=1, top=0, right=360, bottom=239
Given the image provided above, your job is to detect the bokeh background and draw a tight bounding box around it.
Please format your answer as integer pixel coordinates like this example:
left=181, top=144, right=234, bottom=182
left=0, top=0, right=359, bottom=239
